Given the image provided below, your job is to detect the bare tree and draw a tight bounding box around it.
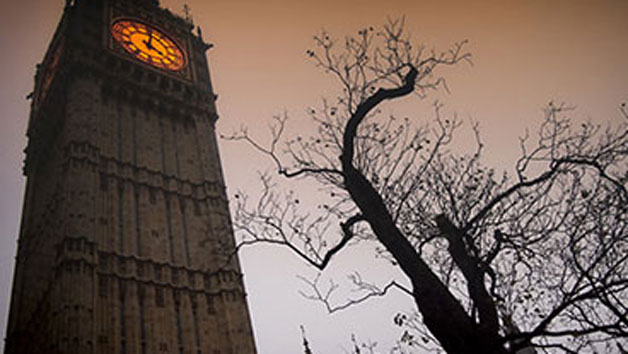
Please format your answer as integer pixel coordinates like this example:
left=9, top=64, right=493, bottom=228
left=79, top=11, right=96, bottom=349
left=225, top=20, right=628, bottom=354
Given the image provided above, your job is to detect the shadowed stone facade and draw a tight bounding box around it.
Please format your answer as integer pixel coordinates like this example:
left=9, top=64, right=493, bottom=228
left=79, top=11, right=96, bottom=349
left=5, top=0, right=257, bottom=353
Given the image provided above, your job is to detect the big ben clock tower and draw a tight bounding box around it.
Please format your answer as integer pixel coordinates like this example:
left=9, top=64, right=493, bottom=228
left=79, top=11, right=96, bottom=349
left=5, top=1, right=257, bottom=353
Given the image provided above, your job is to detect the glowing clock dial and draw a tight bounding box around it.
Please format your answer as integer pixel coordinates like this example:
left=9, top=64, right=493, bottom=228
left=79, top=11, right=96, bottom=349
left=111, top=19, right=186, bottom=71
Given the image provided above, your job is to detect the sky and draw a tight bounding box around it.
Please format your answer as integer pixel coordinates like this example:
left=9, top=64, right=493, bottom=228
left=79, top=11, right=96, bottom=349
left=0, top=0, right=627, bottom=353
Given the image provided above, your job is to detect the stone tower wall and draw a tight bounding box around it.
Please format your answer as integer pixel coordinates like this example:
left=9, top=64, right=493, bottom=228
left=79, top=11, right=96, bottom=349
left=5, top=1, right=257, bottom=353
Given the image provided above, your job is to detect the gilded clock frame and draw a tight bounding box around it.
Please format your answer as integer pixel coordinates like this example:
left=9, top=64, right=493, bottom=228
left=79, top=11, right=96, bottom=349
left=111, top=19, right=186, bottom=72
left=106, top=2, right=194, bottom=82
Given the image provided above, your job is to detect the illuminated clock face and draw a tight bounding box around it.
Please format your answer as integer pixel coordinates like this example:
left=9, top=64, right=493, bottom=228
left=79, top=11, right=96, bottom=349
left=111, top=19, right=186, bottom=71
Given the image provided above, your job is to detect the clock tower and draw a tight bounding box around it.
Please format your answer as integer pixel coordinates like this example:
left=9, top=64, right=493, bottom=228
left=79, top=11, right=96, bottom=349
left=5, top=0, right=257, bottom=353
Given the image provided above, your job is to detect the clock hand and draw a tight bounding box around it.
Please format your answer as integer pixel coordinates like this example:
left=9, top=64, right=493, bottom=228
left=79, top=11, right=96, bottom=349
left=144, top=28, right=154, bottom=49
left=143, top=29, right=164, bottom=56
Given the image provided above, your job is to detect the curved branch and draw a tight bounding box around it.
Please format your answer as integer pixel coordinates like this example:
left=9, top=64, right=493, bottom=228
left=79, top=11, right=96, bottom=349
left=341, top=65, right=418, bottom=167
left=280, top=167, right=343, bottom=178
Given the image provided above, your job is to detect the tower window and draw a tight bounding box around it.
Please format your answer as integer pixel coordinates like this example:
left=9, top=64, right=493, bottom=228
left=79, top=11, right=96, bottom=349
left=155, top=264, right=162, bottom=281
left=137, top=262, right=144, bottom=277
left=100, top=174, right=109, bottom=192
left=138, top=284, right=146, bottom=301
left=156, top=287, right=165, bottom=307
left=99, top=254, right=109, bottom=270
left=119, top=259, right=127, bottom=273
left=149, top=188, right=157, bottom=204
left=188, top=271, right=196, bottom=287
left=206, top=294, right=215, bottom=314
left=98, top=276, right=108, bottom=298
left=193, top=200, right=201, bottom=216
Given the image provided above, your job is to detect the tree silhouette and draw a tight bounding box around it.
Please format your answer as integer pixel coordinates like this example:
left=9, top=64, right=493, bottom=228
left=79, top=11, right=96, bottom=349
left=225, top=20, right=628, bottom=353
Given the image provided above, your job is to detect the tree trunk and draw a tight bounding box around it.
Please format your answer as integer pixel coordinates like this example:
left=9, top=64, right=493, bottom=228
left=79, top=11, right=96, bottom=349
left=343, top=167, right=507, bottom=354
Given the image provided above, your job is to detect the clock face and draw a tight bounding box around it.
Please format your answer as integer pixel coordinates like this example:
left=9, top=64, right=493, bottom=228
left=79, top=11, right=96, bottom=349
left=111, top=19, right=186, bottom=71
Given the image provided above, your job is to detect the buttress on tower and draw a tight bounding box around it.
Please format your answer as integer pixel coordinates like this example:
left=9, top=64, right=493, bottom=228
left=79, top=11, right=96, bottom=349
left=5, top=0, right=257, bottom=353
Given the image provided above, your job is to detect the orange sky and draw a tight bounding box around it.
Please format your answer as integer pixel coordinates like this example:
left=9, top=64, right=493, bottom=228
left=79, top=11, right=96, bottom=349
left=0, top=0, right=627, bottom=352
